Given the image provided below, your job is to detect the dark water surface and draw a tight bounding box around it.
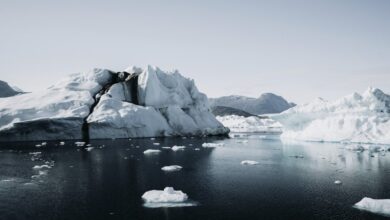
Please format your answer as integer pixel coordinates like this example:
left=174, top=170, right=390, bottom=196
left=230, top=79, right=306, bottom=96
left=0, top=135, right=389, bottom=220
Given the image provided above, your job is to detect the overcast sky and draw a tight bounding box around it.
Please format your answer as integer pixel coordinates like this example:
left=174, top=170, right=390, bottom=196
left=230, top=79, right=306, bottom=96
left=1, top=0, right=389, bottom=104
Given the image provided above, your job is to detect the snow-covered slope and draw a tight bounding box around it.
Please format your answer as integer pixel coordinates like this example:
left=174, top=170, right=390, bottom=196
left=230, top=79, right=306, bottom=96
left=216, top=115, right=282, bottom=133
left=0, top=66, right=228, bottom=141
left=209, top=93, right=295, bottom=115
left=272, top=88, right=390, bottom=144
left=0, top=80, right=21, bottom=98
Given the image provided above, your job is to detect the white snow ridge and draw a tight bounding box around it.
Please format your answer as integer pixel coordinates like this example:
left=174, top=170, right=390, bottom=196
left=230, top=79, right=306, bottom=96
left=142, top=187, right=196, bottom=208
left=272, top=87, right=390, bottom=144
left=0, top=65, right=228, bottom=141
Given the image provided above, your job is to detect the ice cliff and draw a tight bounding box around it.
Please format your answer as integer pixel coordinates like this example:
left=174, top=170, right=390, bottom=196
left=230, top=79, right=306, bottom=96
left=0, top=66, right=229, bottom=141
left=272, top=87, right=390, bottom=144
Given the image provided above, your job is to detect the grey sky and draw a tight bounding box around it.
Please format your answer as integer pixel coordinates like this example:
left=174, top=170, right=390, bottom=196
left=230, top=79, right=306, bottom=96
left=1, top=0, right=389, bottom=104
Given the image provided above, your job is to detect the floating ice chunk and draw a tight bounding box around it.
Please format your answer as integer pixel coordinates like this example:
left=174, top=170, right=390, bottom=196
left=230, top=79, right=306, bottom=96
left=161, top=165, right=183, bottom=172
left=59, top=141, right=65, bottom=146
left=171, top=146, right=185, bottom=151
left=153, top=143, right=160, bottom=146
left=29, top=152, right=41, bottom=156
left=35, top=144, right=41, bottom=148
left=354, top=197, right=390, bottom=216
left=33, top=165, right=52, bottom=170
left=75, top=141, right=86, bottom=146
left=194, top=148, right=200, bottom=151
left=142, top=187, right=196, bottom=208
left=85, top=147, right=94, bottom=152
left=162, top=147, right=171, bottom=149
left=202, top=143, right=224, bottom=148
left=236, top=140, right=249, bottom=144
left=143, top=149, right=161, bottom=154
left=241, top=160, right=259, bottom=165
left=41, top=142, right=47, bottom=146
left=334, top=180, right=342, bottom=185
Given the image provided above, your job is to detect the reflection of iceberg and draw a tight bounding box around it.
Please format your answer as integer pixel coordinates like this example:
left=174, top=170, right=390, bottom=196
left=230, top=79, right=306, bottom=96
left=142, top=187, right=197, bottom=208
left=272, top=88, right=390, bottom=144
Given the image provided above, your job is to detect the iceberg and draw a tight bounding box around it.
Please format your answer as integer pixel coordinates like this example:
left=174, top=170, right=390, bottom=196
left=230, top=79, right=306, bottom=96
left=354, top=197, right=390, bottom=217
left=217, top=115, right=282, bottom=133
left=272, top=88, right=390, bottom=144
left=0, top=65, right=228, bottom=141
left=142, top=187, right=196, bottom=208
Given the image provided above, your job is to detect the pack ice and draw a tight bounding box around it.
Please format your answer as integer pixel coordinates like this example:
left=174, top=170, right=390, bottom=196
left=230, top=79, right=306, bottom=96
left=0, top=65, right=229, bottom=141
left=272, top=87, right=390, bottom=144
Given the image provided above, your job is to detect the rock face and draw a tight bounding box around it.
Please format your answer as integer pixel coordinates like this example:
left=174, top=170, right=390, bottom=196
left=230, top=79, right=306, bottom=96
left=0, top=66, right=229, bottom=141
left=210, top=106, right=256, bottom=117
left=0, top=80, right=21, bottom=98
left=272, top=87, right=390, bottom=144
left=209, top=93, right=295, bottom=115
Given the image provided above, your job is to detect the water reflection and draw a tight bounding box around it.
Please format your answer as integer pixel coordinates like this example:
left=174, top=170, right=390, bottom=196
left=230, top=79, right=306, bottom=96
left=0, top=135, right=389, bottom=219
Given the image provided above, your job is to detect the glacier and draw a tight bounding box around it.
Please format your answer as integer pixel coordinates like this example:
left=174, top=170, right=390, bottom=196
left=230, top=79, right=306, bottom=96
left=0, top=65, right=229, bottom=141
left=216, top=115, right=282, bottom=133
left=272, top=87, right=390, bottom=144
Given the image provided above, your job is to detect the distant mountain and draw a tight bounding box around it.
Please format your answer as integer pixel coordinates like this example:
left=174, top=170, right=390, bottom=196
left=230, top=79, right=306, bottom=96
left=0, top=80, right=21, bottom=98
left=209, top=93, right=295, bottom=115
left=211, top=106, right=256, bottom=117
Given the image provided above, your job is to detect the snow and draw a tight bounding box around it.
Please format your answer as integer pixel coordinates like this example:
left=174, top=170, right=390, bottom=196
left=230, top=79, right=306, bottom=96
left=354, top=197, right=390, bottom=216
left=241, top=160, right=259, bottom=165
left=0, top=65, right=228, bottom=141
left=0, top=68, right=112, bottom=141
left=216, top=115, right=282, bottom=133
left=171, top=145, right=186, bottom=151
left=161, top=165, right=182, bottom=172
left=272, top=87, right=390, bottom=144
left=143, top=149, right=161, bottom=155
left=142, top=187, right=195, bottom=208
left=202, top=142, right=225, bottom=148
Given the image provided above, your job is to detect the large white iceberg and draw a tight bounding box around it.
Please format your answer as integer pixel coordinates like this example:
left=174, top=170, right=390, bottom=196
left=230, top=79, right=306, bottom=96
left=0, top=65, right=228, bottom=141
left=216, top=115, right=282, bottom=133
left=354, top=197, right=390, bottom=216
left=272, top=88, right=390, bottom=144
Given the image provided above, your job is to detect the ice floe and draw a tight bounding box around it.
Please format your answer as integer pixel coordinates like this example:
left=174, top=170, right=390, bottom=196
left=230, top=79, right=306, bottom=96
left=161, top=165, right=183, bottom=172
left=142, top=187, right=196, bottom=208
left=143, top=149, right=161, bottom=154
left=354, top=197, right=390, bottom=216
left=241, top=160, right=259, bottom=165
left=202, top=143, right=224, bottom=148
left=171, top=146, right=186, bottom=151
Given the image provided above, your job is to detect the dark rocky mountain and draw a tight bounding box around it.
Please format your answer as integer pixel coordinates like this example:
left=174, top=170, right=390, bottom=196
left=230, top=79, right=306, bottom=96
left=0, top=80, right=21, bottom=98
left=209, top=93, right=295, bottom=115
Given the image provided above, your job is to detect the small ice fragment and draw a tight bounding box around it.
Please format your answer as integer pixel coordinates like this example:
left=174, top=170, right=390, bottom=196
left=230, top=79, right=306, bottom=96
left=143, top=149, right=161, bottom=154
left=41, top=142, right=47, bottom=146
left=35, top=144, right=41, bottom=148
left=33, top=165, right=52, bottom=170
left=162, top=147, right=171, bottom=149
left=171, top=146, right=185, bottom=151
left=153, top=143, right=160, bottom=146
left=59, top=141, right=65, bottom=146
left=142, top=187, right=194, bottom=208
left=75, top=141, right=86, bottom=146
left=354, top=197, right=390, bottom=216
left=236, top=140, right=249, bottom=144
left=334, top=180, right=342, bottom=185
left=194, top=148, right=200, bottom=151
left=85, top=147, right=94, bottom=152
left=241, top=160, right=259, bottom=165
left=202, top=143, right=224, bottom=148
left=150, top=138, right=155, bottom=140
left=161, top=165, right=182, bottom=172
